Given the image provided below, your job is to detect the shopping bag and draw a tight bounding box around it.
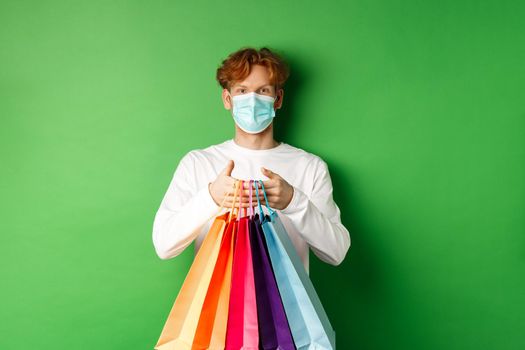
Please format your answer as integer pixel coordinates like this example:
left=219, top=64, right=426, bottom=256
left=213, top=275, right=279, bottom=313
left=192, top=195, right=238, bottom=349
left=256, top=180, right=336, bottom=350
left=154, top=181, right=241, bottom=350
left=250, top=185, right=296, bottom=350
left=226, top=180, right=259, bottom=350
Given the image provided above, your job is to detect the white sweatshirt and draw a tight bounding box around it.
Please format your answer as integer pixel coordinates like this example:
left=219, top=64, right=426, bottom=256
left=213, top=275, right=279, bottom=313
left=152, top=138, right=351, bottom=274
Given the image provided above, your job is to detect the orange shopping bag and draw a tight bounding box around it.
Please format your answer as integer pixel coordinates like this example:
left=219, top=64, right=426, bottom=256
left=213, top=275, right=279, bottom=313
left=154, top=181, right=242, bottom=350
left=192, top=180, right=245, bottom=349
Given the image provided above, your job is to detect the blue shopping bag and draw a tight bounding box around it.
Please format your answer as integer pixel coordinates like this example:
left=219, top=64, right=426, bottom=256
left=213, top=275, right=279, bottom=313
left=254, top=180, right=336, bottom=350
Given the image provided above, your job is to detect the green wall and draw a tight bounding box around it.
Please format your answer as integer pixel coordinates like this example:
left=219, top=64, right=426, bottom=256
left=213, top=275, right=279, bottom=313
left=1, top=1, right=524, bottom=349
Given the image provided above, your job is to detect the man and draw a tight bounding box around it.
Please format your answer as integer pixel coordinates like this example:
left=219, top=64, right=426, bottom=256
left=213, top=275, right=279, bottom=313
left=152, top=46, right=350, bottom=274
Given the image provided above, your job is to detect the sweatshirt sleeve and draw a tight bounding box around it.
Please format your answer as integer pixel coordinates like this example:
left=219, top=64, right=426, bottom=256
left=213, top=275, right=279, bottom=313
left=279, top=158, right=351, bottom=266
left=152, top=152, right=220, bottom=260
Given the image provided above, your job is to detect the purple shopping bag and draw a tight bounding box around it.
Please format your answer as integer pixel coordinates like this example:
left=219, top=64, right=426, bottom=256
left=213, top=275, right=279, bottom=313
left=250, top=210, right=296, bottom=350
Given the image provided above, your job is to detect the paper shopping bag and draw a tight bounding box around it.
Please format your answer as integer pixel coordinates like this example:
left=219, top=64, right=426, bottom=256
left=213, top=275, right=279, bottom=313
left=257, top=180, right=336, bottom=350
left=226, top=180, right=259, bottom=350
left=192, top=209, right=236, bottom=349
left=154, top=181, right=241, bottom=350
left=250, top=211, right=296, bottom=350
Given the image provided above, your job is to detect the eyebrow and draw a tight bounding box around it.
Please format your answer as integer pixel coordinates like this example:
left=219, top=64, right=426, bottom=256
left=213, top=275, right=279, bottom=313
left=234, top=84, right=272, bottom=89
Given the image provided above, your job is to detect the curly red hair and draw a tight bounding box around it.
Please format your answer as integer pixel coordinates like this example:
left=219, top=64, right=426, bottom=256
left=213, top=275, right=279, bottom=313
left=216, top=46, right=290, bottom=91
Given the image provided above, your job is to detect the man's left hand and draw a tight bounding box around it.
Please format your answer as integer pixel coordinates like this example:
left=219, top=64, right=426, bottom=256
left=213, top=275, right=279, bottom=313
left=259, top=167, right=294, bottom=210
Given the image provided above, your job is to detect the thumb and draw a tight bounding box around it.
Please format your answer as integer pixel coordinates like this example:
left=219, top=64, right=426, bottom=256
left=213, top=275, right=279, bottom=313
left=261, top=167, right=277, bottom=179
left=222, top=160, right=235, bottom=176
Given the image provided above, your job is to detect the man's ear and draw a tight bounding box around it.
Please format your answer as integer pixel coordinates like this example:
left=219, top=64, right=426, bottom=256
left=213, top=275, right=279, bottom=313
left=275, top=88, right=284, bottom=109
left=222, top=88, right=232, bottom=110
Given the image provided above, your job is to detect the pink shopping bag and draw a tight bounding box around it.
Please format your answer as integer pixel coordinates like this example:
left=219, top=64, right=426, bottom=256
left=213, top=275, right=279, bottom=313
left=226, top=180, right=259, bottom=349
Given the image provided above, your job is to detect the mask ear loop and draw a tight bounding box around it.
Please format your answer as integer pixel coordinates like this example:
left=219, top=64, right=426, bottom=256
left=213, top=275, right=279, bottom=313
left=249, top=180, right=253, bottom=218
left=227, top=180, right=241, bottom=222
left=259, top=180, right=276, bottom=217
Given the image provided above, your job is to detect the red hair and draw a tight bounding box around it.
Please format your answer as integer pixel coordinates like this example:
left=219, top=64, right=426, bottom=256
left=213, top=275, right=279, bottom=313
left=216, top=46, right=290, bottom=91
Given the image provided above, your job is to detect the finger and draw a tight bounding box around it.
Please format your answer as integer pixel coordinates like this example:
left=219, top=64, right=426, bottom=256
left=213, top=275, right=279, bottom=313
left=221, top=187, right=237, bottom=198
left=261, top=167, right=280, bottom=180
left=228, top=196, right=272, bottom=205
left=221, top=160, right=235, bottom=176
left=242, top=181, right=263, bottom=189
left=236, top=197, right=266, bottom=205
left=222, top=200, right=244, bottom=208
left=238, top=188, right=271, bottom=196
left=223, top=202, right=259, bottom=210
left=223, top=194, right=264, bottom=203
left=256, top=180, right=281, bottom=194
left=253, top=179, right=277, bottom=192
left=258, top=185, right=279, bottom=194
left=238, top=202, right=257, bottom=208
left=224, top=191, right=263, bottom=199
left=226, top=187, right=263, bottom=196
left=241, top=180, right=279, bottom=189
left=223, top=194, right=269, bottom=203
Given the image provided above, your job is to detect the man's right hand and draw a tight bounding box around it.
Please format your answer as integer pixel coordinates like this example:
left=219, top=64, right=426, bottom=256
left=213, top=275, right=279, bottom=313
left=208, top=160, right=238, bottom=208
left=208, top=160, right=265, bottom=209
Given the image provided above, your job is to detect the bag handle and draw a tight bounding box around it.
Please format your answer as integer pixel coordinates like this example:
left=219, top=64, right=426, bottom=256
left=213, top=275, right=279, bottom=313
left=254, top=180, right=264, bottom=218
left=249, top=180, right=254, bottom=217
left=237, top=180, right=244, bottom=220
left=259, top=180, right=276, bottom=216
left=201, top=180, right=240, bottom=226
left=227, top=180, right=242, bottom=222
left=213, top=181, right=237, bottom=213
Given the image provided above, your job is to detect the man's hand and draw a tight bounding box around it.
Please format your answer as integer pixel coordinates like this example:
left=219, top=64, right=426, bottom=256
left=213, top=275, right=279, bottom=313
left=208, top=160, right=238, bottom=207
left=258, top=167, right=294, bottom=210
left=209, top=161, right=294, bottom=210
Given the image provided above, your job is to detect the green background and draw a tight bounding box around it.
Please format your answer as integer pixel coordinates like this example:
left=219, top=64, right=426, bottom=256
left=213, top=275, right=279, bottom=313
left=1, top=1, right=524, bottom=349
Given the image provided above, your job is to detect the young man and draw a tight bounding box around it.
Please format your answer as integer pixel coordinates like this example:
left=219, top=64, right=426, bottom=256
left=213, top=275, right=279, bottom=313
left=152, top=47, right=350, bottom=274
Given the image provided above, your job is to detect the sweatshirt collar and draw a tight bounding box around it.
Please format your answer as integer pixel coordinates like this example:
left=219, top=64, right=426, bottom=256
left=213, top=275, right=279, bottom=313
left=227, top=138, right=286, bottom=154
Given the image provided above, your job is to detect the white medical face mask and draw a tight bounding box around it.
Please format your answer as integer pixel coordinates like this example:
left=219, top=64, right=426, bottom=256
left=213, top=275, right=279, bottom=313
left=229, top=91, right=276, bottom=134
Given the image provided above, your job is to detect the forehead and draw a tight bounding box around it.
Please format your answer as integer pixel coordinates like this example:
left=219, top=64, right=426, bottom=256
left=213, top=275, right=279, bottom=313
left=231, top=64, right=274, bottom=89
